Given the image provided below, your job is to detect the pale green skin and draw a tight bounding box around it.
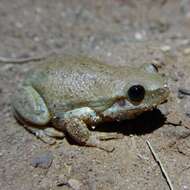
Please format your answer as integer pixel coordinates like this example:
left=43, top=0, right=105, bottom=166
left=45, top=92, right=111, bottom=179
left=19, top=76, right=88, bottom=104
left=12, top=55, right=169, bottom=151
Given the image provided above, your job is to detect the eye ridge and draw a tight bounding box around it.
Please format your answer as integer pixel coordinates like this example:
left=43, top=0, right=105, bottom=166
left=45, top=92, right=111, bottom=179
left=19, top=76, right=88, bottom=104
left=151, top=63, right=158, bottom=72
left=127, top=85, right=145, bottom=102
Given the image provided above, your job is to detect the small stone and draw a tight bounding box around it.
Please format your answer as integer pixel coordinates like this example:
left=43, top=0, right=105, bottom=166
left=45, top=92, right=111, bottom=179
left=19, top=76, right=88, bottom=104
left=178, top=39, right=190, bottom=46
left=56, top=174, right=68, bottom=187
left=15, top=22, right=23, bottom=28
left=183, top=185, right=189, bottom=190
left=160, top=45, right=171, bottom=52
left=107, top=52, right=112, bottom=57
left=68, top=179, right=82, bottom=190
left=31, top=151, right=53, bottom=169
left=170, top=72, right=179, bottom=82
left=134, top=32, right=146, bottom=40
left=183, top=48, right=190, bottom=55
left=33, top=36, right=40, bottom=42
left=1, top=64, right=14, bottom=71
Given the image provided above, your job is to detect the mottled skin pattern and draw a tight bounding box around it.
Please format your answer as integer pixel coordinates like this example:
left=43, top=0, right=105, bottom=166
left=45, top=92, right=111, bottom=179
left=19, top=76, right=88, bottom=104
left=12, top=55, right=169, bottom=151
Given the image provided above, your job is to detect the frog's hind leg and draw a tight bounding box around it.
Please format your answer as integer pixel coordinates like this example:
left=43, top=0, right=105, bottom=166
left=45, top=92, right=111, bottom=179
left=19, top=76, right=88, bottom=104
left=54, top=107, right=123, bottom=152
left=12, top=86, right=64, bottom=144
left=63, top=118, right=116, bottom=152
left=12, top=86, right=50, bottom=125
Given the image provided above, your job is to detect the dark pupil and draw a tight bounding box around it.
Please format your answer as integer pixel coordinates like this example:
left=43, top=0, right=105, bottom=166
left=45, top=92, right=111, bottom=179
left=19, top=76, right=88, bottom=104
left=128, top=85, right=145, bottom=102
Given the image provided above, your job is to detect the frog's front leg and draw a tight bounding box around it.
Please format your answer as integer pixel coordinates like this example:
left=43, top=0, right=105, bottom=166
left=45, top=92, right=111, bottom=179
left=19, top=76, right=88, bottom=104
left=54, top=108, right=122, bottom=152
left=12, top=86, right=64, bottom=144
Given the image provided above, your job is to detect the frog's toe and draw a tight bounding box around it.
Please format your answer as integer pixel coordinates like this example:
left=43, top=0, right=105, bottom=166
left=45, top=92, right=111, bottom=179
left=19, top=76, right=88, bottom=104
left=12, top=86, right=50, bottom=125
left=85, top=135, right=115, bottom=152
left=44, top=128, right=65, bottom=138
left=24, top=126, right=56, bottom=145
left=97, top=132, right=124, bottom=141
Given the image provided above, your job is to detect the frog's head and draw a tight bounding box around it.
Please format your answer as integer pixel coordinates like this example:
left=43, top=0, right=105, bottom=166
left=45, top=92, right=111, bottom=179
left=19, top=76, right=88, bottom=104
left=103, top=64, right=169, bottom=120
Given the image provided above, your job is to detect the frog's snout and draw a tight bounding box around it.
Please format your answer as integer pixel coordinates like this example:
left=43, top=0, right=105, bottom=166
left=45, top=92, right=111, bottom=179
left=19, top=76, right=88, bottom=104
left=146, top=86, right=170, bottom=108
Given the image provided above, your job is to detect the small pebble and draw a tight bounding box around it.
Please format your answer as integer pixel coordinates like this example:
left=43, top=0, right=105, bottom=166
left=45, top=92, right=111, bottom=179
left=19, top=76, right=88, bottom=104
left=68, top=179, right=82, bottom=190
left=170, top=72, right=179, bottom=82
left=183, top=185, right=190, bottom=190
left=56, top=174, right=68, bottom=187
left=178, top=39, right=190, bottom=46
left=177, top=71, right=185, bottom=78
left=134, top=31, right=146, bottom=40
left=183, top=48, right=190, bottom=55
left=1, top=64, right=14, bottom=71
left=31, top=151, right=53, bottom=169
left=160, top=45, right=171, bottom=52
left=15, top=22, right=23, bottom=28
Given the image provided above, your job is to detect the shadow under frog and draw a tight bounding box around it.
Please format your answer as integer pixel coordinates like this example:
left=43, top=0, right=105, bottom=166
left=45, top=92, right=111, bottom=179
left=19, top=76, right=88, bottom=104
left=95, top=108, right=166, bottom=136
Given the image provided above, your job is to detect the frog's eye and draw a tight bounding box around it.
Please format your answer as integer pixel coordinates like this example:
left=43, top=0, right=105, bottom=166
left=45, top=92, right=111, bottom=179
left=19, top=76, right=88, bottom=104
left=127, top=85, right=145, bottom=102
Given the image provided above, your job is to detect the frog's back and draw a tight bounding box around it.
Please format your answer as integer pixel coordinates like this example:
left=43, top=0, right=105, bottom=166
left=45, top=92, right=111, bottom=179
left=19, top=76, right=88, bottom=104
left=26, top=56, right=126, bottom=113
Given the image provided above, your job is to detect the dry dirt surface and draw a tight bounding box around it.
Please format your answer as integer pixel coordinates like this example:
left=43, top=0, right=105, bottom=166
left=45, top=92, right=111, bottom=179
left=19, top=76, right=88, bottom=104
left=1, top=0, right=190, bottom=190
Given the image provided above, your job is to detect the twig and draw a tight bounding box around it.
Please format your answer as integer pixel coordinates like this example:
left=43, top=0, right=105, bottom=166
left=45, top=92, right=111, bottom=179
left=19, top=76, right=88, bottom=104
left=178, top=88, right=190, bottom=96
left=0, top=53, right=53, bottom=64
left=146, top=140, right=174, bottom=190
left=164, top=120, right=182, bottom=126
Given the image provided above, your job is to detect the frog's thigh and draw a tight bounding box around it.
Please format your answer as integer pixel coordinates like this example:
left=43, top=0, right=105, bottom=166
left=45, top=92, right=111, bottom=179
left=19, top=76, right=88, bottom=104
left=64, top=118, right=114, bottom=152
left=12, top=86, right=50, bottom=125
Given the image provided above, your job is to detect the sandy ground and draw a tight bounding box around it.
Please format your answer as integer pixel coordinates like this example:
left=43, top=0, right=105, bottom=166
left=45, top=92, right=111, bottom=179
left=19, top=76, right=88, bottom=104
left=1, top=0, right=190, bottom=189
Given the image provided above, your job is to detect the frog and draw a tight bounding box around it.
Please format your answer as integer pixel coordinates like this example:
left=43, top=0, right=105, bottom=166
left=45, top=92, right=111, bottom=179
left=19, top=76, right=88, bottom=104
left=11, top=55, right=169, bottom=151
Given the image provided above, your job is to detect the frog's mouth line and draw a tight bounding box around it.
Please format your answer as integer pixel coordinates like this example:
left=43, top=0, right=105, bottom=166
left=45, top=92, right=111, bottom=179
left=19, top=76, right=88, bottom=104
left=102, top=87, right=169, bottom=120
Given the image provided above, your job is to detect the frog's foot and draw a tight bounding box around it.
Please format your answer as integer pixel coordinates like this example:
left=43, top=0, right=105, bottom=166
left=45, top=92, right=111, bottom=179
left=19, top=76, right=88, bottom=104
left=63, top=118, right=115, bottom=152
left=12, top=86, right=50, bottom=126
left=24, top=126, right=64, bottom=145
left=96, top=132, right=124, bottom=141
